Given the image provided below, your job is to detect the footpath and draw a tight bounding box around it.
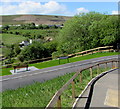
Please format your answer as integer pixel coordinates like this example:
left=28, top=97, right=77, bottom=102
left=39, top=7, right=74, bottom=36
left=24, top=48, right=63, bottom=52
left=74, top=69, right=119, bottom=108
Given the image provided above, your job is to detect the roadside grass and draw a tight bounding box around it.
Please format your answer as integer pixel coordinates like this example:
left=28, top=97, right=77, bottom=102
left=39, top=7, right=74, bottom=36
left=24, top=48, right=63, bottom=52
left=2, top=72, right=75, bottom=107
left=1, top=52, right=118, bottom=76
left=30, top=52, right=118, bottom=69
left=1, top=68, right=12, bottom=76
left=1, top=67, right=111, bottom=107
left=61, top=67, right=111, bottom=107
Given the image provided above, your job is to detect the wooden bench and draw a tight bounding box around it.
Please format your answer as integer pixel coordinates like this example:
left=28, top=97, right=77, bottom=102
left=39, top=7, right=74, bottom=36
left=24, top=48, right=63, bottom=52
left=59, top=56, right=69, bottom=64
left=13, top=64, right=29, bottom=73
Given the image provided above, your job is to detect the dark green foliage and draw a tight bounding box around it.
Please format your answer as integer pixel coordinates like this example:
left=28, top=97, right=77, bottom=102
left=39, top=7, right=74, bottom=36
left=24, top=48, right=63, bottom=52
left=43, top=41, right=57, bottom=56
left=37, top=24, right=43, bottom=29
left=19, top=41, right=49, bottom=61
left=14, top=44, right=21, bottom=56
left=17, top=54, right=24, bottom=62
left=57, top=12, right=120, bottom=54
left=2, top=25, right=10, bottom=30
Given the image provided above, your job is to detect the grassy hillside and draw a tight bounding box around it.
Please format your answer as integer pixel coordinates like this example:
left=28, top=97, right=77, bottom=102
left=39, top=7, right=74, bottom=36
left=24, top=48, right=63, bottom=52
left=1, top=34, right=27, bottom=45
left=7, top=29, right=60, bottom=39
left=0, top=15, right=71, bottom=25
left=1, top=67, right=110, bottom=107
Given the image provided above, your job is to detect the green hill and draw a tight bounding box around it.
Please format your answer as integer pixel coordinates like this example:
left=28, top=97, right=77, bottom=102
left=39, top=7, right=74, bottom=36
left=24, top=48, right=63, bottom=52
left=1, top=15, right=71, bottom=25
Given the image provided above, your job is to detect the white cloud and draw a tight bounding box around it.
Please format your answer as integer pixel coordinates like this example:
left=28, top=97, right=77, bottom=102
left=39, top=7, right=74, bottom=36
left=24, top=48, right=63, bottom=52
left=0, top=1, right=71, bottom=15
left=0, top=1, right=90, bottom=16
left=112, top=10, right=120, bottom=15
left=76, top=7, right=89, bottom=14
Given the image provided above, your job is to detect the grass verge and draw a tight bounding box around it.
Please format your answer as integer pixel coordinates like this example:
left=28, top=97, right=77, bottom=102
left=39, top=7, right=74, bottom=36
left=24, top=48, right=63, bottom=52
left=1, top=67, right=111, bottom=107
left=1, top=52, right=118, bottom=76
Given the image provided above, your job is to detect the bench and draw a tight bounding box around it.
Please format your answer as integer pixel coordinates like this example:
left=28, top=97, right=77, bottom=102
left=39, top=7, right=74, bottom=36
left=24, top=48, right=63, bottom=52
left=13, top=64, right=29, bottom=73
left=59, top=56, right=69, bottom=64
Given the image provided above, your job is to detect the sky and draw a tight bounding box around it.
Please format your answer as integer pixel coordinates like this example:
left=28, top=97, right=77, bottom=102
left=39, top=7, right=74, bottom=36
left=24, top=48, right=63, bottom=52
left=0, top=0, right=119, bottom=16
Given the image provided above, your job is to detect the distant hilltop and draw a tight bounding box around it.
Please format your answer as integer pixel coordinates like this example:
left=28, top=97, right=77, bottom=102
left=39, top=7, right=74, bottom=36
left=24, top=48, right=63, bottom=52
left=0, top=14, right=72, bottom=25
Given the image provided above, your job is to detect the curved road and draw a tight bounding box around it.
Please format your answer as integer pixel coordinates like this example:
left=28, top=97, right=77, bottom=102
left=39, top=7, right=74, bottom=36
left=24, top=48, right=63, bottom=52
left=74, top=68, right=119, bottom=108
left=0, top=55, right=119, bottom=92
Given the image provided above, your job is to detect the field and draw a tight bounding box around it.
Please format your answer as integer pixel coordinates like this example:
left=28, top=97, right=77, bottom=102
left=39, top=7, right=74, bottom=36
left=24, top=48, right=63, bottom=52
left=1, top=52, right=118, bottom=76
left=1, top=34, right=27, bottom=46
left=7, top=29, right=60, bottom=39
left=1, top=67, right=110, bottom=107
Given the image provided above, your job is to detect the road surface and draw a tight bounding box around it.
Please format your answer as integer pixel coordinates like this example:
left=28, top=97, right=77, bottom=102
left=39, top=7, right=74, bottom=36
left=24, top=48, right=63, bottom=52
left=74, top=69, right=119, bottom=108
left=0, top=55, right=119, bottom=92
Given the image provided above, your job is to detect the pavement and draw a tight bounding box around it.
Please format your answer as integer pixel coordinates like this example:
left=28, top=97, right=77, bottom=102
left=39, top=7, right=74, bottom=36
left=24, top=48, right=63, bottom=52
left=0, top=55, right=119, bottom=92
left=10, top=66, right=39, bottom=74
left=73, top=69, right=120, bottom=108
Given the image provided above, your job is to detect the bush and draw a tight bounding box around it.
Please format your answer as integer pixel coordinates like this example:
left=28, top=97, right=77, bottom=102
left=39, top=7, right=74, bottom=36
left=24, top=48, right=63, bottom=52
left=4, top=58, right=15, bottom=64
left=19, top=41, right=49, bottom=61
left=17, top=54, right=24, bottom=62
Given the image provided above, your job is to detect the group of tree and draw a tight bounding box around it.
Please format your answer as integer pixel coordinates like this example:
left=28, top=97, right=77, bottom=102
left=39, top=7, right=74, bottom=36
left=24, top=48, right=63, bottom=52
left=3, top=41, right=57, bottom=64
left=2, top=12, right=120, bottom=64
left=55, top=12, right=120, bottom=55
left=1, top=23, right=62, bottom=32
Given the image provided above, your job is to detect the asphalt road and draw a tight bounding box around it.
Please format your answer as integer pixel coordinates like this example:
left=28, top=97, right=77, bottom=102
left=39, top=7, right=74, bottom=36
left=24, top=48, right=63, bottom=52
left=0, top=55, right=119, bottom=92
left=74, top=69, right=119, bottom=108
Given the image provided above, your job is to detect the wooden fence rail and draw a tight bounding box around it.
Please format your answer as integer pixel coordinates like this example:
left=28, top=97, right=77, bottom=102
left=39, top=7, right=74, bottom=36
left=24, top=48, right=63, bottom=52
left=1, top=46, right=114, bottom=69
left=45, top=59, right=119, bottom=109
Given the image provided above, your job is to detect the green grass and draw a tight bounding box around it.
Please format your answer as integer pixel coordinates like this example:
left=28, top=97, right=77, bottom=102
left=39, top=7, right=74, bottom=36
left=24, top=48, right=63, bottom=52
left=0, top=48, right=2, bottom=55
left=1, top=34, right=27, bottom=45
left=1, top=52, right=118, bottom=76
left=1, top=67, right=111, bottom=107
left=30, top=52, right=118, bottom=69
left=2, top=72, right=75, bottom=107
left=1, top=68, right=12, bottom=76
left=8, top=29, right=60, bottom=38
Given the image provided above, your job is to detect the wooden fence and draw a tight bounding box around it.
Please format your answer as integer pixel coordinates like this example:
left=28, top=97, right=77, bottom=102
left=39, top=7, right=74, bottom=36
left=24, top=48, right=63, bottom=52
left=68, top=46, right=114, bottom=57
left=45, top=59, right=119, bottom=109
left=1, top=46, right=114, bottom=69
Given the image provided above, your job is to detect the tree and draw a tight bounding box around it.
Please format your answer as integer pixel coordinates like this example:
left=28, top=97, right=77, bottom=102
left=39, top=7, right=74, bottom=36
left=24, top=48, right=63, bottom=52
left=19, top=42, right=49, bottom=61
left=14, top=44, right=21, bottom=56
left=56, top=12, right=119, bottom=54
left=44, top=41, right=57, bottom=56
left=38, top=24, right=43, bottom=29
left=2, top=25, right=10, bottom=30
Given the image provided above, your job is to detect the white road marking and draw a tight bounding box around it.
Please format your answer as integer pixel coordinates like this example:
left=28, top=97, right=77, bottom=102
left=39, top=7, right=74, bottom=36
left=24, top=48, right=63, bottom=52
left=0, top=57, right=117, bottom=82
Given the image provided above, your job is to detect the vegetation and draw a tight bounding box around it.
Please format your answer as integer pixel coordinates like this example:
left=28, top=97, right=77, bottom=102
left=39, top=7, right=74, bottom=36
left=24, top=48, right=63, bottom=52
left=1, top=67, right=111, bottom=107
left=1, top=34, right=27, bottom=46
left=56, top=12, right=120, bottom=54
left=18, top=41, right=49, bottom=61
left=1, top=12, right=119, bottom=71
left=1, top=52, right=118, bottom=76
left=6, top=29, right=59, bottom=39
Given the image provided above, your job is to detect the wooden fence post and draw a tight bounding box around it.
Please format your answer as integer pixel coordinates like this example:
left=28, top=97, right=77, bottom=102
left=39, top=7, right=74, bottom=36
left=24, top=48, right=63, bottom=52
left=90, top=67, right=93, bottom=78
left=112, top=61, right=114, bottom=69
left=105, top=62, right=107, bottom=70
left=57, top=96, right=61, bottom=109
left=97, top=64, right=99, bottom=74
left=79, top=72, right=82, bottom=83
left=115, top=61, right=117, bottom=68
left=71, top=80, right=76, bottom=98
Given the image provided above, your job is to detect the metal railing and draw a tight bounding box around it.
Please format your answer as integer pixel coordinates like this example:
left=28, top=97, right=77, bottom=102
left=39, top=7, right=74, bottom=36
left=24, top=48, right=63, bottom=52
left=45, top=59, right=119, bottom=109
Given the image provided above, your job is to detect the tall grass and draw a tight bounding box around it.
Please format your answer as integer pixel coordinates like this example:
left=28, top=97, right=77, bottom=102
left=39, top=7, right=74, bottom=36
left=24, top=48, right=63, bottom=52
left=1, top=67, right=111, bottom=107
